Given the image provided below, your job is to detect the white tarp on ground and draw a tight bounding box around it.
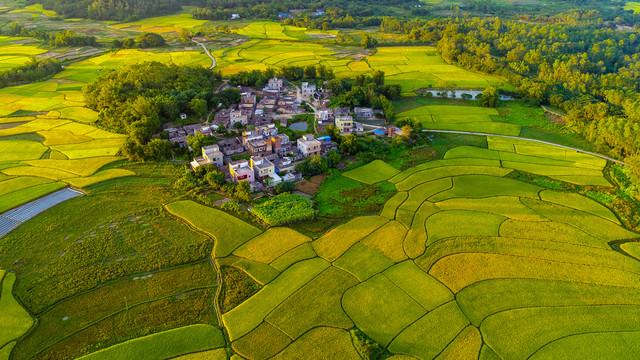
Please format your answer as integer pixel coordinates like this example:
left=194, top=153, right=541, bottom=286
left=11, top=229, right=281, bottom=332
left=0, top=188, right=84, bottom=238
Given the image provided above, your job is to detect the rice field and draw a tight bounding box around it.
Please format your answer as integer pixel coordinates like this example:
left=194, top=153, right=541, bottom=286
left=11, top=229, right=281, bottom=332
left=211, top=40, right=510, bottom=92
left=162, top=146, right=640, bottom=359
left=0, top=272, right=33, bottom=360
left=112, top=13, right=208, bottom=33
left=0, top=37, right=47, bottom=71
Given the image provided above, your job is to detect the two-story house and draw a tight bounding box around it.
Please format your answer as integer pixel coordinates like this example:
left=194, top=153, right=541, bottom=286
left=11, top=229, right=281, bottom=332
left=297, top=134, right=322, bottom=157
left=335, top=115, right=354, bottom=133
left=229, top=159, right=255, bottom=183
left=267, top=77, right=284, bottom=91
left=190, top=144, right=224, bottom=170
left=248, top=138, right=273, bottom=157
left=354, top=107, right=374, bottom=118
left=250, top=156, right=275, bottom=182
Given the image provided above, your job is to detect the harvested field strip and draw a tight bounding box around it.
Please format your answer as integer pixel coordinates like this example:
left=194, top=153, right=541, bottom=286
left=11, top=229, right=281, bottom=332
left=343, top=274, right=427, bottom=347
left=521, top=198, right=638, bottom=242
left=480, top=305, right=640, bottom=360
left=425, top=210, right=506, bottom=244
left=165, top=200, right=262, bottom=257
left=76, top=324, right=225, bottom=360
left=233, top=227, right=310, bottom=264
left=539, top=190, right=619, bottom=224
left=222, top=258, right=329, bottom=341
left=265, top=267, right=358, bottom=339
left=529, top=331, right=640, bottom=360
left=428, top=252, right=640, bottom=293
left=388, top=301, right=470, bottom=359
left=388, top=158, right=501, bottom=184
left=312, top=215, right=389, bottom=261
left=457, top=278, right=640, bottom=326
left=429, top=175, right=542, bottom=202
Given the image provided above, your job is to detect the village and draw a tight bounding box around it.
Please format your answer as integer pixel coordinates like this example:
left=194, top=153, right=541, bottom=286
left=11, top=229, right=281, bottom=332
left=163, top=77, right=403, bottom=191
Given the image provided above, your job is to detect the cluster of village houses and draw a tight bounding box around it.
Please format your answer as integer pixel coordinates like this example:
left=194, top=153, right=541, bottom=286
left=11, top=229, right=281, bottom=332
left=164, top=77, right=402, bottom=191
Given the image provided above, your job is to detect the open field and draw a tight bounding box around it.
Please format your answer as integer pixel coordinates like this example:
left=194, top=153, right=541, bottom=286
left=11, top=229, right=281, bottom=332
left=625, top=1, right=640, bottom=13
left=112, top=12, right=208, bottom=33
left=0, top=36, right=47, bottom=71
left=211, top=40, right=510, bottom=92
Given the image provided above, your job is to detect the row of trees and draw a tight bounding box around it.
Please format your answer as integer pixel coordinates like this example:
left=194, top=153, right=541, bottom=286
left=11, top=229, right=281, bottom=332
left=227, top=64, right=335, bottom=88
left=83, top=62, right=227, bottom=161
left=112, top=32, right=165, bottom=49
left=5, top=24, right=97, bottom=47
left=0, top=58, right=62, bottom=88
left=380, top=12, right=640, bottom=182
left=37, top=0, right=181, bottom=21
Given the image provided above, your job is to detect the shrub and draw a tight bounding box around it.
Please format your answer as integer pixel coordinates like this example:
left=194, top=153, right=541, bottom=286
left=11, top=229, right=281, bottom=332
left=251, top=194, right=314, bottom=225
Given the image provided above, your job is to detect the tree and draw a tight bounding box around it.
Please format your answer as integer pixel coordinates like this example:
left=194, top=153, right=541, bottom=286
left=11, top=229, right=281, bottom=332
left=339, top=134, right=361, bottom=154
left=189, top=98, right=208, bottom=118
left=179, top=28, right=193, bottom=42
left=205, top=169, right=226, bottom=190
left=143, top=139, right=172, bottom=161
left=187, top=132, right=216, bottom=152
left=325, top=124, right=342, bottom=143
left=361, top=34, right=378, bottom=49
left=478, top=86, right=498, bottom=108
left=304, top=65, right=316, bottom=79
left=135, top=33, right=165, bottom=48
left=235, top=181, right=252, bottom=203
left=326, top=149, right=342, bottom=166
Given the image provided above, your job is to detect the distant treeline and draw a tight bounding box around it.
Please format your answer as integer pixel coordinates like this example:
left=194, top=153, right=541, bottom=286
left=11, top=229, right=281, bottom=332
left=381, top=11, right=640, bottom=180
left=5, top=23, right=97, bottom=47
left=0, top=58, right=62, bottom=88
left=83, top=62, right=228, bottom=161
left=33, top=0, right=182, bottom=21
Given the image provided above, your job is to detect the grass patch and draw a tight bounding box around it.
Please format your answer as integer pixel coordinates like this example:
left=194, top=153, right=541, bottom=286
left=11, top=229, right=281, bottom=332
left=342, top=160, right=400, bottom=185
left=251, top=193, right=314, bottom=225
left=219, top=266, right=261, bottom=314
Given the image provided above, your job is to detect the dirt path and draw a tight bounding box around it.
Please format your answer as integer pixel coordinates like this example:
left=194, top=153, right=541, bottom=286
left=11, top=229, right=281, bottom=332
left=192, top=39, right=216, bottom=69
left=421, top=129, right=630, bottom=166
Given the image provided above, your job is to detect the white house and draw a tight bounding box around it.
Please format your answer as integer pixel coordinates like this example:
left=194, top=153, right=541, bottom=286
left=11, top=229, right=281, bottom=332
left=231, top=13, right=241, bottom=20
left=301, top=82, right=316, bottom=96
left=179, top=113, right=188, bottom=120
left=267, top=77, right=284, bottom=91
left=190, top=144, right=223, bottom=169
left=297, top=134, right=321, bottom=157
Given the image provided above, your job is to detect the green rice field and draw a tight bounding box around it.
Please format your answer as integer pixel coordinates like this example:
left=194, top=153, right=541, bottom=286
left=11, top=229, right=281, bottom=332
left=0, top=37, right=47, bottom=71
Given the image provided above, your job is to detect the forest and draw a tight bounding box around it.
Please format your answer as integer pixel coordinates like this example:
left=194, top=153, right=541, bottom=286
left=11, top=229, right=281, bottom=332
left=0, top=58, right=62, bottom=88
left=83, top=62, right=224, bottom=160
left=380, top=10, right=640, bottom=180
left=34, top=0, right=182, bottom=21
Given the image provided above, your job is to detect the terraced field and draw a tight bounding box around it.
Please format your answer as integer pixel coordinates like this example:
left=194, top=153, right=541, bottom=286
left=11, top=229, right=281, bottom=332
left=0, top=37, right=47, bottom=71
left=164, top=135, right=640, bottom=359
left=0, top=270, right=33, bottom=360
left=112, top=12, right=208, bottom=33
left=211, top=40, right=509, bottom=92
left=0, top=48, right=211, bottom=214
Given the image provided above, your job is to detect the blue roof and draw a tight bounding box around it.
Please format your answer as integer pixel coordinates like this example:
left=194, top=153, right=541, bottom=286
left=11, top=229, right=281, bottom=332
left=373, top=129, right=385, bottom=136
left=316, top=136, right=331, bottom=141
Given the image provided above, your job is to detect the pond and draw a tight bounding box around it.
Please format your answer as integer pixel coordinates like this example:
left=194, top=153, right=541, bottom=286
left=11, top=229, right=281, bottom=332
left=289, top=122, right=308, bottom=131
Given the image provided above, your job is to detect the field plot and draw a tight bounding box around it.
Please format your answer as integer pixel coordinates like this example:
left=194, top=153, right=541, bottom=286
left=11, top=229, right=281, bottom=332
left=212, top=40, right=509, bottom=92
left=0, top=37, right=47, bottom=71
left=0, top=47, right=212, bottom=212
left=368, top=47, right=508, bottom=91
left=0, top=272, right=33, bottom=359
left=112, top=12, right=208, bottom=33
left=397, top=104, right=520, bottom=136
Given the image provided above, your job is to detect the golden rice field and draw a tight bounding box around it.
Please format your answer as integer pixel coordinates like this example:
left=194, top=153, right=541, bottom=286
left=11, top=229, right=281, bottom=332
left=0, top=48, right=212, bottom=213
left=165, top=136, right=640, bottom=360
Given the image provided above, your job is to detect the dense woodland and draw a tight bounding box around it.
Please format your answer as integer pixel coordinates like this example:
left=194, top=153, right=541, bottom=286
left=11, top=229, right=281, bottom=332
left=83, top=62, right=226, bottom=160
left=380, top=10, right=640, bottom=180
left=4, top=23, right=98, bottom=47
left=0, top=58, right=62, bottom=88
left=34, top=0, right=182, bottom=21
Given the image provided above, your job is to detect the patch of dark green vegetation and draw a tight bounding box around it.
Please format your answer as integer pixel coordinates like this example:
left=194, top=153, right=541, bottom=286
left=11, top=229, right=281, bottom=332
left=219, top=265, right=262, bottom=313
left=350, top=328, right=393, bottom=360
left=252, top=193, right=314, bottom=225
